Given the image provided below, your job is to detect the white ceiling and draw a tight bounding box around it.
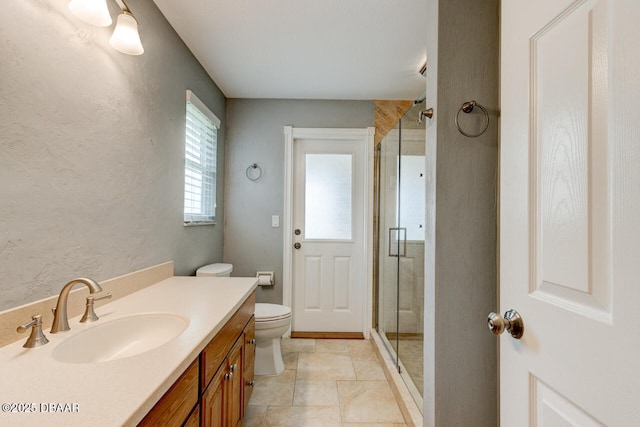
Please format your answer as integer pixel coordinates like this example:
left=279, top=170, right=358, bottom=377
left=151, top=0, right=427, bottom=100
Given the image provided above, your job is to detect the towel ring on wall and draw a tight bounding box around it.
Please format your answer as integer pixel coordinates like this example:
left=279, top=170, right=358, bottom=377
left=455, top=100, right=489, bottom=138
left=246, top=163, right=263, bottom=182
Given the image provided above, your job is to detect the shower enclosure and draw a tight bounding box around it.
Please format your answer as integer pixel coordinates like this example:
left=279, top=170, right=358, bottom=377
left=374, top=103, right=425, bottom=409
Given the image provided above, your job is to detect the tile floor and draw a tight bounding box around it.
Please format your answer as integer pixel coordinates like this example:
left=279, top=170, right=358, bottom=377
left=245, top=338, right=407, bottom=427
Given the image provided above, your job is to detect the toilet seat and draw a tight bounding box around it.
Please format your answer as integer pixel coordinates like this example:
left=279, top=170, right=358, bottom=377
left=255, top=303, right=291, bottom=322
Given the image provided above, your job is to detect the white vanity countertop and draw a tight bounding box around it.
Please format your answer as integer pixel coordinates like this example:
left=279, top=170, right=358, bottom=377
left=0, top=276, right=258, bottom=427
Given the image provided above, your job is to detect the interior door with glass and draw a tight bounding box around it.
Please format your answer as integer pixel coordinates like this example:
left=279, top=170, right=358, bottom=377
left=292, top=137, right=366, bottom=332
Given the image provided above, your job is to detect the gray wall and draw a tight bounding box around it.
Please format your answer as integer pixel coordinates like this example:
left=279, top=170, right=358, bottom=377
left=223, top=99, right=374, bottom=304
left=0, top=0, right=226, bottom=311
left=424, top=0, right=499, bottom=425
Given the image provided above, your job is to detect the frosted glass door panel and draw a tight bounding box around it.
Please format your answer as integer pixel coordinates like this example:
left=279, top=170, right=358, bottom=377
left=305, top=154, right=353, bottom=240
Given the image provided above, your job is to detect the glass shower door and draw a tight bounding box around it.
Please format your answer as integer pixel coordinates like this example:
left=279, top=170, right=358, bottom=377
left=395, top=123, right=425, bottom=401
left=375, top=106, right=425, bottom=409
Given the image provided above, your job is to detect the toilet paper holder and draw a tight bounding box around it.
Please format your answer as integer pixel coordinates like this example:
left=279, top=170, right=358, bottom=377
left=256, top=271, right=275, bottom=286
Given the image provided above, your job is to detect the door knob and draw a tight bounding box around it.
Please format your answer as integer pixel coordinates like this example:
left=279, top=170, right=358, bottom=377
left=487, top=309, right=524, bottom=339
left=294, top=229, right=301, bottom=235
left=294, top=242, right=301, bottom=249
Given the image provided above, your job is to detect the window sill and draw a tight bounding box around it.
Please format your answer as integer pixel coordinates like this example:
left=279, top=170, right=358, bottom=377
left=184, top=221, right=216, bottom=227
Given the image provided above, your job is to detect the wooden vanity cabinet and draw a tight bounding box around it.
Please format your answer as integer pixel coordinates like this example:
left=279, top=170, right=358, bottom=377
left=202, top=336, right=245, bottom=427
left=243, top=317, right=256, bottom=409
left=139, top=291, right=256, bottom=427
left=138, top=359, right=199, bottom=427
left=201, top=366, right=225, bottom=427
left=200, top=292, right=255, bottom=427
left=184, top=405, right=201, bottom=427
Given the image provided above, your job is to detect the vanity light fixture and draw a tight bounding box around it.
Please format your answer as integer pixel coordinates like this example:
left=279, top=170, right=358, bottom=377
left=68, top=0, right=144, bottom=55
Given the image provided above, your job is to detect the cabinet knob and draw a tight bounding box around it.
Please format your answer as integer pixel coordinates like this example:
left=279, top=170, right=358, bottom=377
left=230, top=364, right=238, bottom=372
left=225, top=372, right=234, bottom=380
left=248, top=380, right=255, bottom=387
left=248, top=338, right=256, bottom=345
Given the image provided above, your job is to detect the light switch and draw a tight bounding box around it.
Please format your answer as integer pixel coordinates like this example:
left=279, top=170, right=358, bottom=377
left=271, top=215, right=280, bottom=228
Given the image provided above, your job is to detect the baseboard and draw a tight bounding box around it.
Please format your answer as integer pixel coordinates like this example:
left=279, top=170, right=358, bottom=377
left=290, top=331, right=364, bottom=339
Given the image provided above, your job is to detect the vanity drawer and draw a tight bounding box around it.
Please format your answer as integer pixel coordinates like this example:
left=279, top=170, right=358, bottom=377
left=200, top=292, right=255, bottom=390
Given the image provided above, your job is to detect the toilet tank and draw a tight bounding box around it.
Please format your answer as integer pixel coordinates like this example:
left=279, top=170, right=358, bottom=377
left=196, top=263, right=233, bottom=277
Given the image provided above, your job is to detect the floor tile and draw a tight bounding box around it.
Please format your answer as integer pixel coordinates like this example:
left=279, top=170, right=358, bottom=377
left=293, top=380, right=340, bottom=406
left=264, top=406, right=342, bottom=427
left=249, top=369, right=296, bottom=406
left=243, top=405, right=267, bottom=427
left=347, top=340, right=379, bottom=361
left=297, top=352, right=356, bottom=380
left=315, top=339, right=350, bottom=353
left=342, top=424, right=407, bottom=427
left=246, top=339, right=408, bottom=426
left=280, top=338, right=316, bottom=353
left=337, top=380, right=404, bottom=423
left=352, top=358, right=387, bottom=381
left=283, top=351, right=299, bottom=370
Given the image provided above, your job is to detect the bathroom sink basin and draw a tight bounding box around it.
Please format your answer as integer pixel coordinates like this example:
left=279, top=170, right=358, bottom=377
left=53, top=313, right=189, bottom=364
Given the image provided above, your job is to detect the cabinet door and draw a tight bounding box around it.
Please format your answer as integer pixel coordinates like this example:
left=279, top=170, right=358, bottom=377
left=201, top=368, right=225, bottom=427
left=243, top=316, right=256, bottom=409
left=226, top=338, right=244, bottom=427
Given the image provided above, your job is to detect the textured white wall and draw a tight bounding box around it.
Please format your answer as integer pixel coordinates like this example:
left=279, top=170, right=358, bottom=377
left=0, top=0, right=226, bottom=311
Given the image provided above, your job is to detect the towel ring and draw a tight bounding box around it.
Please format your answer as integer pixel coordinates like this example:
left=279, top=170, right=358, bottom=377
left=246, top=163, right=263, bottom=182
left=455, top=100, right=489, bottom=138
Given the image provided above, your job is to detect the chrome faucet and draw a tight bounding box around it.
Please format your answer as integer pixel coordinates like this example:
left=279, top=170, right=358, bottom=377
left=51, top=278, right=103, bottom=333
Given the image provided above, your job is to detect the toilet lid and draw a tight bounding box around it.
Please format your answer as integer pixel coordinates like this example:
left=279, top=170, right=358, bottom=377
left=255, top=303, right=292, bottom=321
left=196, top=263, right=233, bottom=276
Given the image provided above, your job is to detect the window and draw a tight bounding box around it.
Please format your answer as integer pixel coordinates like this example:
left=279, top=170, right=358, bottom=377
left=397, top=154, right=425, bottom=241
left=304, top=153, right=353, bottom=240
left=184, top=90, right=220, bottom=225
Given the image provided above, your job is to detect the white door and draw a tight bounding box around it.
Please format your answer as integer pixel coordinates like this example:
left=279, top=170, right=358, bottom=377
left=285, top=128, right=373, bottom=333
left=500, top=0, right=640, bottom=425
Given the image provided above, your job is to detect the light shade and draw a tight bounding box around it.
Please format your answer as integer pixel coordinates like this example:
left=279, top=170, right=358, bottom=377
left=68, top=0, right=112, bottom=27
left=109, top=12, right=144, bottom=56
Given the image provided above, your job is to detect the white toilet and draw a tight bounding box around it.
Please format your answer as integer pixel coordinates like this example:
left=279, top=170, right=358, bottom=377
left=196, top=263, right=292, bottom=376
left=254, top=303, right=292, bottom=375
left=196, top=263, right=233, bottom=277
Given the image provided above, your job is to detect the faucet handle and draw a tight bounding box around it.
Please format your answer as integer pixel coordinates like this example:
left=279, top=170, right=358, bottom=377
left=17, top=314, right=49, bottom=348
left=80, top=293, right=112, bottom=323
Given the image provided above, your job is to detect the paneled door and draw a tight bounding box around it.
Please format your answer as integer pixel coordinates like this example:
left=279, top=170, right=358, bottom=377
left=285, top=127, right=373, bottom=333
left=500, top=0, right=640, bottom=425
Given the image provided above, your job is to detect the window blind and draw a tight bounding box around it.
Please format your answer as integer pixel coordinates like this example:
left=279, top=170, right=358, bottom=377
left=184, top=91, right=218, bottom=224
